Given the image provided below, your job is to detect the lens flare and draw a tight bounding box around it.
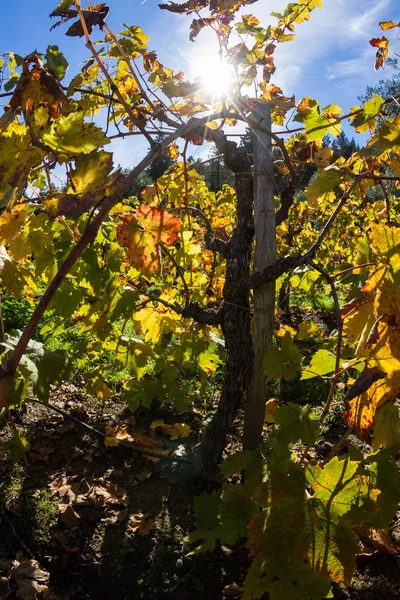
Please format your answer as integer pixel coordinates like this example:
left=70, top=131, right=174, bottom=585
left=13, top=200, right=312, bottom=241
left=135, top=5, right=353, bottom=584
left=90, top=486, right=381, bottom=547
left=192, top=54, right=234, bottom=98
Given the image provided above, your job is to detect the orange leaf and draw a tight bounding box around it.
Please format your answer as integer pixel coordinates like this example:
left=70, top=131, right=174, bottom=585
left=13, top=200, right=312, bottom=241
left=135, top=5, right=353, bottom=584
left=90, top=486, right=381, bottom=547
left=369, top=37, right=390, bottom=70
left=369, top=37, right=389, bottom=49
left=167, top=142, right=180, bottom=160
left=379, top=21, right=400, bottom=31
left=344, top=321, right=400, bottom=434
left=116, top=205, right=182, bottom=276
left=135, top=204, right=182, bottom=245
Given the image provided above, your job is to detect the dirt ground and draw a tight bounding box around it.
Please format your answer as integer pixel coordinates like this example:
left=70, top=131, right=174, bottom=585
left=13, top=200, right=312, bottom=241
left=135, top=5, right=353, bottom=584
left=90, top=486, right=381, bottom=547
left=1, top=383, right=400, bottom=600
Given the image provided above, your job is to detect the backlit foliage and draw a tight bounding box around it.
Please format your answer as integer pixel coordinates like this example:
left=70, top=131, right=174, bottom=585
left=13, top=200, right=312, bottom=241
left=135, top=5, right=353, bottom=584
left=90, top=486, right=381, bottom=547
left=1, top=1, right=400, bottom=598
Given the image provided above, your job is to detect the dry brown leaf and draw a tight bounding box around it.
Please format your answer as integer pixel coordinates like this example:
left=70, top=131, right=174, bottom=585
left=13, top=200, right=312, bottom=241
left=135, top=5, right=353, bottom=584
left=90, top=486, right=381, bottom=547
left=0, top=576, right=10, bottom=597
left=14, top=560, right=49, bottom=583
left=87, top=483, right=128, bottom=507
left=13, top=559, right=50, bottom=600
left=45, top=587, right=72, bottom=600
left=59, top=504, right=81, bottom=529
left=55, top=422, right=76, bottom=434
left=106, top=424, right=133, bottom=442
left=15, top=577, right=42, bottom=599
left=48, top=475, right=70, bottom=496
left=117, top=509, right=129, bottom=522
left=222, top=582, right=241, bottom=596
left=30, top=440, right=55, bottom=462
left=355, top=526, right=398, bottom=555
left=130, top=512, right=155, bottom=536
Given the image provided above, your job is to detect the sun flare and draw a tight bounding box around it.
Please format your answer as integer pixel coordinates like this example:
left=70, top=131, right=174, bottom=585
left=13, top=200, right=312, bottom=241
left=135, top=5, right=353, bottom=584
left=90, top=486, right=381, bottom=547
left=192, top=54, right=234, bottom=98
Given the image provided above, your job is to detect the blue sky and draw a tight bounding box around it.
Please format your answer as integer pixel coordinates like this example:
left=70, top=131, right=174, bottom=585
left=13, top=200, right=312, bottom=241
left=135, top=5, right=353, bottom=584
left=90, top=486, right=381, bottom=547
left=1, top=0, right=399, bottom=167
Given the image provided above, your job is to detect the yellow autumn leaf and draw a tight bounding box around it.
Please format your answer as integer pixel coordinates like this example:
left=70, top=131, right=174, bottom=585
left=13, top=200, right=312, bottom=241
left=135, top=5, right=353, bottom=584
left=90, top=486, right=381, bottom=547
left=296, top=321, right=319, bottom=341
left=0, top=206, right=27, bottom=244
left=313, top=147, right=333, bottom=167
left=361, top=266, right=387, bottom=293
left=375, top=280, right=400, bottom=321
left=264, top=398, right=279, bottom=423
left=369, top=224, right=400, bottom=260
left=342, top=300, right=374, bottom=346
left=134, top=307, right=164, bottom=344
left=167, top=142, right=180, bottom=159
left=372, top=401, right=400, bottom=451
left=344, top=322, right=400, bottom=434
left=150, top=419, right=191, bottom=440
left=105, top=426, right=119, bottom=447
left=276, top=325, right=297, bottom=339
left=379, top=21, right=400, bottom=31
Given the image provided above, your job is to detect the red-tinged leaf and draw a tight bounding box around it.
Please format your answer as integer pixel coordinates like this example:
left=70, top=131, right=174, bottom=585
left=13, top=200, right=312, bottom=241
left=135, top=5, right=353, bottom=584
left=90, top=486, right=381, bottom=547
left=135, top=204, right=182, bottom=245
left=116, top=205, right=182, bottom=276
left=369, top=37, right=389, bottom=49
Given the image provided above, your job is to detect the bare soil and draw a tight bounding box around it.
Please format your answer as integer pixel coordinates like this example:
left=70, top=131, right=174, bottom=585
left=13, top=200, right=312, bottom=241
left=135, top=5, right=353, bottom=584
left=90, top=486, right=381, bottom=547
left=0, top=382, right=399, bottom=600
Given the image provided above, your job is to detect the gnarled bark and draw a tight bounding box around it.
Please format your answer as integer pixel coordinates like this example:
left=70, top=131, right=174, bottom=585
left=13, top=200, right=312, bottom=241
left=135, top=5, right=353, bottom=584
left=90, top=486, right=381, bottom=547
left=198, top=140, right=254, bottom=477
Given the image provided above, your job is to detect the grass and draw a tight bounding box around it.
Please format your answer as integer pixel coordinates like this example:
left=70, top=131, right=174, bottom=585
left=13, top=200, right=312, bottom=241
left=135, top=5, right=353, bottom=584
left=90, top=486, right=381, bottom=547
left=30, top=489, right=58, bottom=545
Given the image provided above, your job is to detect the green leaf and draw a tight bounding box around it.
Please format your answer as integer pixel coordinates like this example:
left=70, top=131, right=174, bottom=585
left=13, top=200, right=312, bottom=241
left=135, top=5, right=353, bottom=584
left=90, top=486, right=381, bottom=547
left=372, top=401, right=400, bottom=451
left=42, top=112, right=109, bottom=156
left=70, top=150, right=113, bottom=194
left=44, top=45, right=69, bottom=80
left=7, top=364, right=31, bottom=409
left=268, top=403, right=319, bottom=466
left=264, top=332, right=302, bottom=381
left=4, top=74, right=19, bottom=92
left=242, top=556, right=331, bottom=600
left=220, top=448, right=265, bottom=478
left=247, top=455, right=381, bottom=594
left=5, top=332, right=72, bottom=402
left=52, top=0, right=75, bottom=9
left=4, top=431, right=29, bottom=462
left=305, top=166, right=343, bottom=206
left=301, top=349, right=337, bottom=380
left=198, top=349, right=221, bottom=374
left=66, top=73, right=84, bottom=97
left=189, top=484, right=257, bottom=552
left=187, top=491, right=225, bottom=551
left=303, top=108, right=341, bottom=141
left=305, top=456, right=379, bottom=583
left=1, top=260, right=27, bottom=297
left=83, top=368, right=112, bottom=401
left=194, top=491, right=221, bottom=531
left=368, top=448, right=400, bottom=528
left=119, top=24, right=150, bottom=48
left=123, top=378, right=163, bottom=411
left=48, top=279, right=85, bottom=319
left=363, top=93, right=385, bottom=118
left=219, top=483, right=258, bottom=538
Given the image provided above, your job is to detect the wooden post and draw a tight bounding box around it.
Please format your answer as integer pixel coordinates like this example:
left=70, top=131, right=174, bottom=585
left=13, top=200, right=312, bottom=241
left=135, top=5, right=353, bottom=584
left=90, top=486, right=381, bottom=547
left=243, top=102, right=276, bottom=450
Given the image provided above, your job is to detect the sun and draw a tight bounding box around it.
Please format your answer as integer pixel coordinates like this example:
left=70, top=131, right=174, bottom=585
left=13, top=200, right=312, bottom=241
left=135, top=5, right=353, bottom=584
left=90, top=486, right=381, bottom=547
left=192, top=54, right=234, bottom=98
